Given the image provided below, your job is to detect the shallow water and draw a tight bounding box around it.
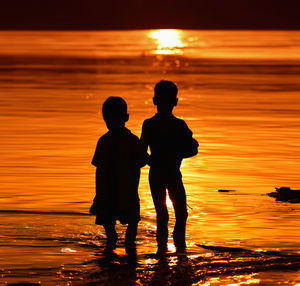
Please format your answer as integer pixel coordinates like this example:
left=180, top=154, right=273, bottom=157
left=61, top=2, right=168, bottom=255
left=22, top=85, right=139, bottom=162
left=0, top=30, right=300, bottom=285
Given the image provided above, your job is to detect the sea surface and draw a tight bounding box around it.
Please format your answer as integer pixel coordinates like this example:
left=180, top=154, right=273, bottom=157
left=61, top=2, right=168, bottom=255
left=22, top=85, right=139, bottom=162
left=0, top=30, right=300, bottom=285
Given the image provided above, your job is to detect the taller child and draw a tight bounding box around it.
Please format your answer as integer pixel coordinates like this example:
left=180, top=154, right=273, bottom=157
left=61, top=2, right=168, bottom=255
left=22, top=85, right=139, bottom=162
left=141, top=80, right=198, bottom=255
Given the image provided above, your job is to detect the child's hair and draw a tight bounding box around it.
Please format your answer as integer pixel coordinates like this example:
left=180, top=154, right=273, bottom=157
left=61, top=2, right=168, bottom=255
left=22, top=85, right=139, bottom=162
left=102, top=97, right=127, bottom=119
left=154, top=80, right=178, bottom=99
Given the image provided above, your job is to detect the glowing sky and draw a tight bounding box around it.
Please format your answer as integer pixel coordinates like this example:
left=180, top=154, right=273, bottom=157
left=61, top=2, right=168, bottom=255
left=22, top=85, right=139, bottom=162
left=0, top=0, right=299, bottom=30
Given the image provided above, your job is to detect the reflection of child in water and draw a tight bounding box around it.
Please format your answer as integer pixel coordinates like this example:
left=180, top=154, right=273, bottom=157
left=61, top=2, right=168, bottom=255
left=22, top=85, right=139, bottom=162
left=90, top=97, right=147, bottom=255
left=141, top=80, right=198, bottom=255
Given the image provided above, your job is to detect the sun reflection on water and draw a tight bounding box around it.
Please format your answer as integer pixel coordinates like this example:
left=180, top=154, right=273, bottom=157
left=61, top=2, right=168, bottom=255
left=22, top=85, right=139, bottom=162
left=149, top=29, right=184, bottom=54
left=166, top=189, right=173, bottom=208
left=195, top=274, right=260, bottom=286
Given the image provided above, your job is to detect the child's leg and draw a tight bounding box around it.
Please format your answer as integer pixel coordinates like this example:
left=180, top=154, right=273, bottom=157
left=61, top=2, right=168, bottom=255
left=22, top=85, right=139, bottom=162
left=149, top=169, right=169, bottom=252
left=125, top=221, right=138, bottom=255
left=125, top=221, right=138, bottom=245
left=103, top=221, right=118, bottom=251
left=168, top=178, right=188, bottom=252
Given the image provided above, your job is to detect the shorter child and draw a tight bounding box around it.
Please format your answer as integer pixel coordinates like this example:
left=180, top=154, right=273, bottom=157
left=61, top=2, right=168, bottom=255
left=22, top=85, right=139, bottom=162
left=90, top=97, right=146, bottom=255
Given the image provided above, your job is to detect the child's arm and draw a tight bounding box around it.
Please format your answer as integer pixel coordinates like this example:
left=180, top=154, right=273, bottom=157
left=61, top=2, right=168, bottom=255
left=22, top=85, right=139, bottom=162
left=136, top=139, right=150, bottom=168
left=181, top=122, right=199, bottom=158
left=140, top=120, right=151, bottom=166
left=90, top=139, right=102, bottom=214
left=89, top=195, right=98, bottom=214
left=91, top=138, right=102, bottom=167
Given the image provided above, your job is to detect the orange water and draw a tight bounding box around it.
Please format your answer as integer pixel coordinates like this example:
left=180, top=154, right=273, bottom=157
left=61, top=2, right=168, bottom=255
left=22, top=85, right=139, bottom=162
left=0, top=30, right=300, bottom=285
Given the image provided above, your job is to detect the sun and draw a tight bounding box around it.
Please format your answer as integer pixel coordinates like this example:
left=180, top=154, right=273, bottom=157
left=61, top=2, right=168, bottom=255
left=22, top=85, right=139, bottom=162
left=149, top=29, right=184, bottom=54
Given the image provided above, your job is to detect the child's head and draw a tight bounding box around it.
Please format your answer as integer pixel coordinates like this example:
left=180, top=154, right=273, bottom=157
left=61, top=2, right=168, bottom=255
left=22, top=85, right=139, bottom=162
left=153, top=80, right=178, bottom=114
left=102, top=97, right=129, bottom=130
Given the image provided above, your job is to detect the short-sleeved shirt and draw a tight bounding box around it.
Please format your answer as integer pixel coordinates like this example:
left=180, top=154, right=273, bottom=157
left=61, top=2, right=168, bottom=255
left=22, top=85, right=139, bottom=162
left=92, top=127, right=146, bottom=225
left=141, top=113, right=198, bottom=170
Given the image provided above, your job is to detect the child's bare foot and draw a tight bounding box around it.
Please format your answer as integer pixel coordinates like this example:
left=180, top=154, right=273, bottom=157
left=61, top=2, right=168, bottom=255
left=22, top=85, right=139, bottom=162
left=155, top=244, right=168, bottom=257
left=125, top=241, right=136, bottom=257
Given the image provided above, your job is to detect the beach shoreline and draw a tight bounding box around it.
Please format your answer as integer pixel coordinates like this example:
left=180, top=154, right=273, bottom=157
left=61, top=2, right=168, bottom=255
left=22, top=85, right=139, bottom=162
left=1, top=212, right=300, bottom=286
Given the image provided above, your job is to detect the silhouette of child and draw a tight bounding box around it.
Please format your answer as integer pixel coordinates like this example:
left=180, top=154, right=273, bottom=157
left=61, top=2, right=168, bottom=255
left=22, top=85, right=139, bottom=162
left=141, top=80, right=198, bottom=255
left=90, top=97, right=147, bottom=255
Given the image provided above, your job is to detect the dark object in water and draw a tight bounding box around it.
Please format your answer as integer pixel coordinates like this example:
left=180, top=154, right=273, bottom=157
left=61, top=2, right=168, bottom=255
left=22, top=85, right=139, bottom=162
left=218, top=189, right=235, bottom=193
left=197, top=244, right=299, bottom=258
left=267, top=187, right=300, bottom=203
